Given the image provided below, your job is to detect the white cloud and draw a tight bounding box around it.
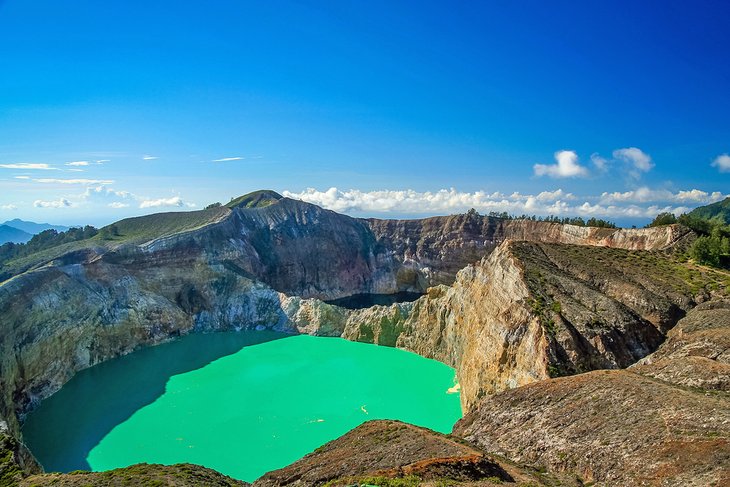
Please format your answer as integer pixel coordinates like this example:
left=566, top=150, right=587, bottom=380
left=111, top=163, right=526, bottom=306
left=108, top=202, right=130, bottom=209
left=139, top=196, right=188, bottom=208
left=65, top=161, right=89, bottom=166
left=533, top=150, right=589, bottom=178
left=83, top=185, right=133, bottom=200
left=590, top=153, right=608, bottom=172
left=96, top=159, right=110, bottom=163
left=211, top=156, right=244, bottom=162
left=674, top=189, right=725, bottom=203
left=0, top=163, right=57, bottom=170
left=711, top=154, right=730, bottom=173
left=613, top=147, right=653, bottom=179
left=535, top=189, right=575, bottom=201
left=600, top=187, right=725, bottom=205
left=34, top=198, right=72, bottom=208
left=143, top=155, right=158, bottom=160
left=283, top=186, right=727, bottom=221
left=1, top=204, right=17, bottom=210
left=14, top=176, right=31, bottom=180
left=32, top=178, right=114, bottom=185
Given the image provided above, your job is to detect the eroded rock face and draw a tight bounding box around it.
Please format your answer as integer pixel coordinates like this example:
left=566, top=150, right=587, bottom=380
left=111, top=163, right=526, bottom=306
left=341, top=241, right=726, bottom=411
left=394, top=243, right=551, bottom=412
left=631, top=299, right=730, bottom=391
left=365, top=213, right=691, bottom=288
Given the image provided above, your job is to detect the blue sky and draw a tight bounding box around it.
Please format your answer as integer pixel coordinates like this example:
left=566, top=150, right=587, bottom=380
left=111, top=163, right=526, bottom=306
left=0, top=0, right=728, bottom=226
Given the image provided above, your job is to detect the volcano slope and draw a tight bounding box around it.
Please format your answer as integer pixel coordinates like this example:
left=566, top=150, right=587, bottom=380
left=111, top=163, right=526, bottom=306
left=1, top=191, right=728, bottom=486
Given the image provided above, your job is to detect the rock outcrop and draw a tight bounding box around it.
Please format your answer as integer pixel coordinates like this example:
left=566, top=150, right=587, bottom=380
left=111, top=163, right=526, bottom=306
left=253, top=420, right=578, bottom=487
left=631, top=299, right=730, bottom=391
left=454, top=368, right=730, bottom=486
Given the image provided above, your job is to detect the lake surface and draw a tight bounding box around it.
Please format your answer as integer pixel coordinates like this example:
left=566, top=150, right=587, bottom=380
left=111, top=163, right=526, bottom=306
left=325, top=291, right=424, bottom=309
left=23, top=331, right=461, bottom=482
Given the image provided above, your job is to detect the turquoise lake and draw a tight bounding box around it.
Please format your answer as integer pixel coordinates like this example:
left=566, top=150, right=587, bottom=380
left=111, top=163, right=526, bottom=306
left=23, top=331, right=462, bottom=482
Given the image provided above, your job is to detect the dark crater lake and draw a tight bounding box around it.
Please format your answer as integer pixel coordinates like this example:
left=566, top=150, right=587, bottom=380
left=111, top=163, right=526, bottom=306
left=325, top=291, right=424, bottom=309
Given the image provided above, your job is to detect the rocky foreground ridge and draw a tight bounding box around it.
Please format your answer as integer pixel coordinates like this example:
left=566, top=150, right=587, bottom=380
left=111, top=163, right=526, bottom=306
left=1, top=191, right=728, bottom=486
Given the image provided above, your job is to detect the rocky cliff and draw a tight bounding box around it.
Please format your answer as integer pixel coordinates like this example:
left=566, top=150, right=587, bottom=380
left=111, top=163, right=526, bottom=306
left=1, top=193, right=693, bottom=300
left=453, top=299, right=730, bottom=486
left=342, top=240, right=728, bottom=410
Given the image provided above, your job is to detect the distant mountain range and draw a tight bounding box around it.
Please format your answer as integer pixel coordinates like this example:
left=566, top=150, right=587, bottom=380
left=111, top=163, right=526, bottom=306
left=0, top=225, right=33, bottom=244
left=0, top=219, right=70, bottom=245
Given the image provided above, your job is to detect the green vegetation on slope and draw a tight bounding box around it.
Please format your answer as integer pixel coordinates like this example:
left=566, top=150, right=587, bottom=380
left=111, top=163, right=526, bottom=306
left=687, top=196, right=730, bottom=225
left=0, top=433, right=24, bottom=487
left=520, top=243, right=729, bottom=306
left=646, top=202, right=730, bottom=269
left=226, top=190, right=283, bottom=209
left=0, top=207, right=229, bottom=282
left=0, top=226, right=98, bottom=266
left=471, top=208, right=617, bottom=228
left=0, top=190, right=283, bottom=282
left=515, top=242, right=730, bottom=377
left=99, top=206, right=229, bottom=245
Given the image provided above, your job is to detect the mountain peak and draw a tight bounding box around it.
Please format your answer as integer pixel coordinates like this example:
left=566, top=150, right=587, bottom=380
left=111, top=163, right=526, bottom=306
left=226, top=190, right=283, bottom=209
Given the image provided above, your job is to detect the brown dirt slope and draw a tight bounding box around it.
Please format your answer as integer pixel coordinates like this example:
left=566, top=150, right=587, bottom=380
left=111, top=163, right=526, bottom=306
left=253, top=420, right=580, bottom=487
left=454, top=369, right=730, bottom=487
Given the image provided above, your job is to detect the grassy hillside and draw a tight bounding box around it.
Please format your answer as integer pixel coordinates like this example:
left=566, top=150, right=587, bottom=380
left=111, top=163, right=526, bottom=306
left=687, top=196, right=730, bottom=224
left=101, top=206, right=230, bottom=245
left=226, top=190, right=282, bottom=209
left=1, top=190, right=282, bottom=281
left=0, top=206, right=230, bottom=282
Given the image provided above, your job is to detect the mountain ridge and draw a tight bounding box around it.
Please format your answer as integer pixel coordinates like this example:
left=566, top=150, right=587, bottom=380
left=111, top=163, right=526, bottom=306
left=1, top=219, right=70, bottom=235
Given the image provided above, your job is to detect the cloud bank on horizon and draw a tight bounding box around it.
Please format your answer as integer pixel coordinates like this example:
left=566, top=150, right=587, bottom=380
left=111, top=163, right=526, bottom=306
left=283, top=186, right=727, bottom=221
